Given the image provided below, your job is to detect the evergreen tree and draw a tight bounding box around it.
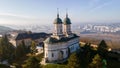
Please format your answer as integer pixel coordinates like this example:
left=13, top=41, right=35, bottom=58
left=30, top=41, right=37, bottom=55
left=98, top=40, right=108, bottom=50
left=67, top=52, right=80, bottom=68
left=80, top=43, right=97, bottom=68
left=98, top=40, right=108, bottom=58
left=80, top=43, right=92, bottom=68
left=89, top=54, right=103, bottom=68
left=23, top=56, right=40, bottom=68
left=15, top=40, right=27, bottom=58
left=0, top=35, right=15, bottom=61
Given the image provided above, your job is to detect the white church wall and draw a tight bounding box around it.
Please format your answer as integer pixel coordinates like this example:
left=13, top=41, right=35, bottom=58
left=47, top=51, right=53, bottom=62
left=47, top=43, right=67, bottom=50
left=54, top=24, right=63, bottom=36
left=44, top=37, right=80, bottom=63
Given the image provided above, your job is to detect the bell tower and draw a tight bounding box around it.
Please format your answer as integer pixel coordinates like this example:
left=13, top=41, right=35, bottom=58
left=63, top=10, right=72, bottom=36
left=52, top=8, right=63, bottom=39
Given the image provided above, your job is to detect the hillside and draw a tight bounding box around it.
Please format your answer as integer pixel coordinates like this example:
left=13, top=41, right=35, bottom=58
left=0, top=25, right=14, bottom=34
left=80, top=34, right=120, bottom=49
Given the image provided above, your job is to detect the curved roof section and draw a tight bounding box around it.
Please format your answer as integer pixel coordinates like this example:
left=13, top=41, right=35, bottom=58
left=44, top=37, right=56, bottom=44
left=54, top=18, right=62, bottom=24
left=44, top=34, right=79, bottom=44
left=63, top=17, right=71, bottom=24
left=53, top=13, right=62, bottom=24
left=63, top=13, right=71, bottom=24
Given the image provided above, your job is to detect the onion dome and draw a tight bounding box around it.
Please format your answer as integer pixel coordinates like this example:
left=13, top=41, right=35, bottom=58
left=63, top=13, right=71, bottom=24
left=53, top=10, right=62, bottom=24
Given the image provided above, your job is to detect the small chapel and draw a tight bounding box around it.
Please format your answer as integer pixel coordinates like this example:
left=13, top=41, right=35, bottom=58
left=44, top=10, right=80, bottom=63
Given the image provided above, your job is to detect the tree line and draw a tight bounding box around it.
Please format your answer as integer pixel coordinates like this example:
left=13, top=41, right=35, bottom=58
left=0, top=35, right=42, bottom=68
left=66, top=40, right=109, bottom=68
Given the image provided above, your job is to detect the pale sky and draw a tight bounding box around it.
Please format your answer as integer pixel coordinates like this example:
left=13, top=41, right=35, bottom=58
left=0, top=0, right=120, bottom=25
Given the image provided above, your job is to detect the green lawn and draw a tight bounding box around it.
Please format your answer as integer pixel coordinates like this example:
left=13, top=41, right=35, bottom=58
left=43, top=64, right=66, bottom=68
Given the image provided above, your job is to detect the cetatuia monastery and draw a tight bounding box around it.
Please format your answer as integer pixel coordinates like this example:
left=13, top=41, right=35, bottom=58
left=44, top=12, right=80, bottom=63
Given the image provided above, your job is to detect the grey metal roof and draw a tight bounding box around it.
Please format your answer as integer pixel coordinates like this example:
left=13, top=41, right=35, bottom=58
left=15, top=32, right=49, bottom=40
left=44, top=34, right=79, bottom=44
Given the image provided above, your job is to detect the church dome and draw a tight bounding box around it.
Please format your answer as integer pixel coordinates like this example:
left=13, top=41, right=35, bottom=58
left=63, top=17, right=71, bottom=24
left=54, top=13, right=62, bottom=24
left=54, top=18, right=62, bottom=24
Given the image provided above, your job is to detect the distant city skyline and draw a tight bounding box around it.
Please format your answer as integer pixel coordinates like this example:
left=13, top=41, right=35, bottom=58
left=0, top=0, right=120, bottom=25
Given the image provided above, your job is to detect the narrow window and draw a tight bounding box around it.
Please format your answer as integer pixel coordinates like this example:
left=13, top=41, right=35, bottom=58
left=73, top=46, right=74, bottom=49
left=52, top=53, right=54, bottom=57
left=66, top=50, right=68, bottom=54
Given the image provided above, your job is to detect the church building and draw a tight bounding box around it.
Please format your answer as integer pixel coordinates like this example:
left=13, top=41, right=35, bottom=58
left=44, top=11, right=80, bottom=63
